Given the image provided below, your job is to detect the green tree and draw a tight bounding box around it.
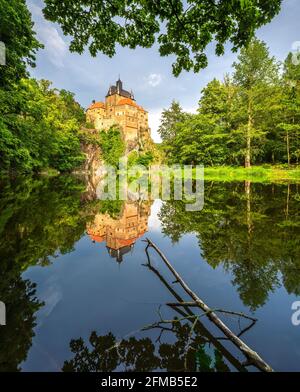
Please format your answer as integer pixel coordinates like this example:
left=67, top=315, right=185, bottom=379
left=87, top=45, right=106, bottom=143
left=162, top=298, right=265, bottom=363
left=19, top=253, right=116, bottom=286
left=168, top=113, right=229, bottom=165
left=0, top=1, right=88, bottom=174
left=277, top=53, right=300, bottom=165
left=199, top=77, right=243, bottom=165
left=233, top=38, right=279, bottom=167
left=0, top=0, right=42, bottom=88
left=99, top=127, right=125, bottom=168
left=0, top=79, right=85, bottom=172
left=158, top=100, right=188, bottom=143
left=43, top=0, right=282, bottom=76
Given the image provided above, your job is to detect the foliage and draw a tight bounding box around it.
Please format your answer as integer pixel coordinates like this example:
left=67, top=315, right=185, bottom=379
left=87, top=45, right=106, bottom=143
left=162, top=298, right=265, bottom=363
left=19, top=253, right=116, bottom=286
left=277, top=53, right=300, bottom=165
left=232, top=38, right=280, bottom=167
left=163, top=39, right=300, bottom=167
left=0, top=1, right=87, bottom=174
left=127, top=150, right=154, bottom=168
left=0, top=0, right=42, bottom=88
left=168, top=114, right=229, bottom=166
left=42, top=0, right=282, bottom=76
left=98, top=127, right=125, bottom=168
left=158, top=100, right=189, bottom=143
left=0, top=79, right=86, bottom=173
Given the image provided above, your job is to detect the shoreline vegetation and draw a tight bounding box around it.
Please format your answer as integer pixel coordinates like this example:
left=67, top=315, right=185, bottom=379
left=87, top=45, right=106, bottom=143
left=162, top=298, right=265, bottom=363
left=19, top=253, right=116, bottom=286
left=2, top=164, right=300, bottom=186
left=202, top=165, right=300, bottom=183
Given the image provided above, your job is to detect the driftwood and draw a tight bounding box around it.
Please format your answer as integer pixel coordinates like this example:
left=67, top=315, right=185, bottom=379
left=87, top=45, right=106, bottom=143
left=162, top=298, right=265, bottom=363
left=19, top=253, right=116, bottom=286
left=142, top=252, right=249, bottom=372
left=144, top=238, right=273, bottom=373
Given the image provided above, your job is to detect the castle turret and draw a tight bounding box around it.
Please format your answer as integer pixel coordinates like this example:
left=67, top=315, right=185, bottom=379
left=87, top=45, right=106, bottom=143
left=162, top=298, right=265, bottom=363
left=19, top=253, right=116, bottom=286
left=116, top=78, right=122, bottom=94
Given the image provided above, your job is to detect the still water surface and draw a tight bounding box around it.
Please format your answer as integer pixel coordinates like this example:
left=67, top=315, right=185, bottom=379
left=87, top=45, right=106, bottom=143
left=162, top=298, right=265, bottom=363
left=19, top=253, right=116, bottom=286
left=0, top=176, right=300, bottom=371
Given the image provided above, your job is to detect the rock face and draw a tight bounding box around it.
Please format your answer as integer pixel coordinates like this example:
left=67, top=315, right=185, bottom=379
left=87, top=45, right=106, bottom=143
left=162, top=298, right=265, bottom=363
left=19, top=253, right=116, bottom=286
left=86, top=78, right=152, bottom=154
left=81, top=136, right=102, bottom=173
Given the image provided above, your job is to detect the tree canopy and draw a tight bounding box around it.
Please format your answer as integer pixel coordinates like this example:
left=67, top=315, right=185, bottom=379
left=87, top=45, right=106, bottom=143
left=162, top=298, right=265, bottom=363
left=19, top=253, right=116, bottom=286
left=0, top=1, right=89, bottom=173
left=162, top=39, right=300, bottom=167
left=0, top=79, right=86, bottom=172
left=42, top=0, right=282, bottom=76
left=0, top=0, right=42, bottom=88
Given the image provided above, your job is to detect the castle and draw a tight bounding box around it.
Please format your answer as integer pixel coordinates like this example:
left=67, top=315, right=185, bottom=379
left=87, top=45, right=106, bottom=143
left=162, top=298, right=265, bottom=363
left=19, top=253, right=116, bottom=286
left=86, top=78, right=151, bottom=152
left=87, top=200, right=151, bottom=263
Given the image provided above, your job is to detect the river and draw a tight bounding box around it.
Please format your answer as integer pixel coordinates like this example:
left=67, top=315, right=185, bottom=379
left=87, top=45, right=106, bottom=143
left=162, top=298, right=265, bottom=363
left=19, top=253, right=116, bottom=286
left=0, top=175, right=299, bottom=371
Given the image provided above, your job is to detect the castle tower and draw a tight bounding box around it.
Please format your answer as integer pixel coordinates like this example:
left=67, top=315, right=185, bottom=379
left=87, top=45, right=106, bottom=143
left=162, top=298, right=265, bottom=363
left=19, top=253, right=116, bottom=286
left=86, top=78, right=151, bottom=153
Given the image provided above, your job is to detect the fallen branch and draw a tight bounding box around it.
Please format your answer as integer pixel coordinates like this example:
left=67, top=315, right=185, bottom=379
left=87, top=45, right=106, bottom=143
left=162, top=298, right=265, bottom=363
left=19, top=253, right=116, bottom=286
left=142, top=256, right=248, bottom=372
left=167, top=302, right=257, bottom=322
left=144, top=238, right=273, bottom=372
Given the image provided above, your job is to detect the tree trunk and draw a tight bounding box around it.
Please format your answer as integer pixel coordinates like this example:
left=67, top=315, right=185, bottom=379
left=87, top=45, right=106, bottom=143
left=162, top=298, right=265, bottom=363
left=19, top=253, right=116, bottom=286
left=245, top=95, right=252, bottom=168
left=245, top=180, right=252, bottom=236
left=286, top=130, right=290, bottom=166
left=285, top=183, right=290, bottom=219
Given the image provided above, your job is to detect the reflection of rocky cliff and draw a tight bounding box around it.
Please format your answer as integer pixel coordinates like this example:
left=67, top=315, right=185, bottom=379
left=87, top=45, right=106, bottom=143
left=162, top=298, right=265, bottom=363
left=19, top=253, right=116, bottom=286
left=87, top=201, right=152, bottom=262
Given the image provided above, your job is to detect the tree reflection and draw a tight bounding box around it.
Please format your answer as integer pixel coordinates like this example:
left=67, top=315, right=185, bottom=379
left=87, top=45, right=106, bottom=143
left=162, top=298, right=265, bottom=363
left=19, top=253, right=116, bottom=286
left=62, top=320, right=230, bottom=372
left=0, top=175, right=97, bottom=371
left=159, top=181, right=300, bottom=310
left=0, top=175, right=97, bottom=269
left=0, top=277, right=41, bottom=371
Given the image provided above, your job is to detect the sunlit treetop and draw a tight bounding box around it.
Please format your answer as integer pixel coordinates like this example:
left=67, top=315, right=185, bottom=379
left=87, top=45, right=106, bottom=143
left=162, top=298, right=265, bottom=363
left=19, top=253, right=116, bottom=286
left=43, top=0, right=282, bottom=76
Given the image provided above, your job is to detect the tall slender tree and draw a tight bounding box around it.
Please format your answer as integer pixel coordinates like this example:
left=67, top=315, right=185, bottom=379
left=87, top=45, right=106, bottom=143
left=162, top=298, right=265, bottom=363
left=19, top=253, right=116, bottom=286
left=279, top=53, right=300, bottom=165
left=158, top=100, right=188, bottom=144
left=233, top=38, right=279, bottom=167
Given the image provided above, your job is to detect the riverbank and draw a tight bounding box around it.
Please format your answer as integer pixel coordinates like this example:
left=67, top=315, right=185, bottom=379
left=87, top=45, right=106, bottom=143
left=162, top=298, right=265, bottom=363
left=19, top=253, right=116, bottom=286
left=2, top=164, right=300, bottom=184
left=201, top=165, right=300, bottom=183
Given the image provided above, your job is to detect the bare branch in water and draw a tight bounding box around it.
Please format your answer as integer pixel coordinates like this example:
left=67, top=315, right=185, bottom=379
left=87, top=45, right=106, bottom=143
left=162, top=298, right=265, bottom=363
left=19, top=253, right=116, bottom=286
left=143, top=238, right=273, bottom=373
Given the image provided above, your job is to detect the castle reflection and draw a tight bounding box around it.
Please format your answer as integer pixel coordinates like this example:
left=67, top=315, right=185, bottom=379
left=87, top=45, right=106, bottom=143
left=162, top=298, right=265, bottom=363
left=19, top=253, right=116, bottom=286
left=87, top=200, right=152, bottom=262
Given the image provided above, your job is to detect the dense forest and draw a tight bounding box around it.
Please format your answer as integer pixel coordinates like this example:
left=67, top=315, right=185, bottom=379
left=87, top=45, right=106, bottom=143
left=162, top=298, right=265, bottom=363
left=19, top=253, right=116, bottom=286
left=159, top=39, right=300, bottom=167
left=0, top=0, right=86, bottom=174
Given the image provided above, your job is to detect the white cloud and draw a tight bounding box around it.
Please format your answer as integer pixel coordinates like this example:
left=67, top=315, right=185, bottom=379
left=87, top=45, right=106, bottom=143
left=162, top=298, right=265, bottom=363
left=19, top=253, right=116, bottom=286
left=28, top=2, right=43, bottom=17
left=146, top=73, right=162, bottom=87
left=39, top=25, right=67, bottom=67
left=27, top=1, right=67, bottom=68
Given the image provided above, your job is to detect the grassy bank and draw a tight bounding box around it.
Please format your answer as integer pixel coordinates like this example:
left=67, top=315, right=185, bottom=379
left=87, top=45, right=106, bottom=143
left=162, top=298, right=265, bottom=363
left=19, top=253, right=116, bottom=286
left=201, top=165, right=300, bottom=183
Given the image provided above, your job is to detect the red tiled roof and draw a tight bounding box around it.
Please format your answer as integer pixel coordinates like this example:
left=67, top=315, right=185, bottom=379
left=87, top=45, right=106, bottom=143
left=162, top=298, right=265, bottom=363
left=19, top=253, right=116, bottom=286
left=88, top=102, right=105, bottom=110
left=118, top=98, right=137, bottom=107
left=87, top=233, right=106, bottom=243
left=118, top=98, right=145, bottom=111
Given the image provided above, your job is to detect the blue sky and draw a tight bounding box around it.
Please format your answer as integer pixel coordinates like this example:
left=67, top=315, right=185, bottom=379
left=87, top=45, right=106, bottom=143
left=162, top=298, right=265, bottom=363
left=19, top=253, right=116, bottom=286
left=27, top=0, right=300, bottom=141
